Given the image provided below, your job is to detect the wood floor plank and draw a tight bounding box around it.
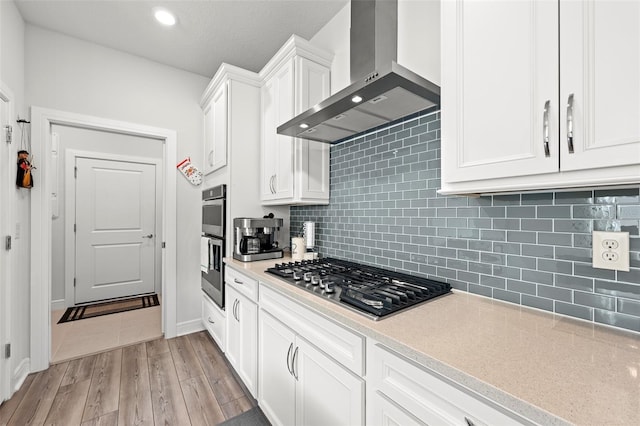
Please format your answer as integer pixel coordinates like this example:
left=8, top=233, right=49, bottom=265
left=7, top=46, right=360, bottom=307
left=180, top=375, right=226, bottom=426
left=82, top=348, right=122, bottom=423
left=43, top=379, right=91, bottom=425
left=0, top=373, right=36, bottom=425
left=148, top=351, right=190, bottom=425
left=188, top=332, right=245, bottom=405
left=6, top=362, right=68, bottom=426
left=220, top=395, right=254, bottom=420
left=118, top=343, right=154, bottom=426
left=80, top=410, right=118, bottom=426
left=168, top=335, right=204, bottom=381
left=61, top=354, right=98, bottom=386
left=145, top=338, right=170, bottom=358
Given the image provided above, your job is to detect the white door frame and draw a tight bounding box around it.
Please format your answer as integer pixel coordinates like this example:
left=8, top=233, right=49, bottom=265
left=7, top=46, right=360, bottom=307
left=0, top=81, right=15, bottom=401
left=64, top=150, right=162, bottom=306
left=30, top=107, right=177, bottom=372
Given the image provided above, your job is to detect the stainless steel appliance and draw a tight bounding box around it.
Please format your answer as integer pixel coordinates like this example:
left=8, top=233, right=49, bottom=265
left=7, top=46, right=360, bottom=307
left=277, top=0, right=440, bottom=143
left=266, top=258, right=451, bottom=320
left=233, top=217, right=284, bottom=262
left=202, top=184, right=226, bottom=308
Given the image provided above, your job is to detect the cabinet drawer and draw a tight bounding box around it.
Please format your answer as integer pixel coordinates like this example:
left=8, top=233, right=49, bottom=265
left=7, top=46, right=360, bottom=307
left=368, top=342, right=532, bottom=426
left=202, top=292, right=226, bottom=351
left=260, top=284, right=364, bottom=375
left=225, top=266, right=258, bottom=302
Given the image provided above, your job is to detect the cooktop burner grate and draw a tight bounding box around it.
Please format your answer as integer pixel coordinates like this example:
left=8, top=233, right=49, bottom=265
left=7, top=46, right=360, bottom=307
left=266, top=257, right=451, bottom=320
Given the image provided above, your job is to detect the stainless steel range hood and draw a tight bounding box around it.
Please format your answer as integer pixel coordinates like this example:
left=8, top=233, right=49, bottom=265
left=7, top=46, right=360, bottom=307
left=277, top=0, right=440, bottom=144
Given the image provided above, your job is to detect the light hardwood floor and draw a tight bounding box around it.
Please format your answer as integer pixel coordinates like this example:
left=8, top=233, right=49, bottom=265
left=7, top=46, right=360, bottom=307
left=0, top=332, right=256, bottom=426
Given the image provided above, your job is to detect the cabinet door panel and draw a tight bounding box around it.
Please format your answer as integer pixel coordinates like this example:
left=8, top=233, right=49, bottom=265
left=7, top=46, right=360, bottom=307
left=204, top=83, right=228, bottom=175
left=261, top=80, right=278, bottom=199
left=295, top=338, right=364, bottom=426
left=258, top=311, right=296, bottom=426
left=237, top=294, right=258, bottom=397
left=274, top=61, right=295, bottom=197
left=442, top=0, right=558, bottom=183
left=560, top=0, right=640, bottom=171
left=225, top=286, right=240, bottom=368
left=296, top=58, right=331, bottom=201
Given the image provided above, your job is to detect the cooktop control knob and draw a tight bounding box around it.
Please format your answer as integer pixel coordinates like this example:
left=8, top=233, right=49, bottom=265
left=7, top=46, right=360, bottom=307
left=293, top=271, right=302, bottom=281
left=311, top=275, right=320, bottom=286
left=303, top=272, right=312, bottom=282
left=324, top=281, right=335, bottom=293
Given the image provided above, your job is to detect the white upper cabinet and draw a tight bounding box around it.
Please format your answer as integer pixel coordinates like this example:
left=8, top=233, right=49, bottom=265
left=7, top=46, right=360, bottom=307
left=260, top=35, right=332, bottom=205
left=559, top=0, right=640, bottom=172
left=441, top=0, right=640, bottom=194
left=203, top=80, right=228, bottom=174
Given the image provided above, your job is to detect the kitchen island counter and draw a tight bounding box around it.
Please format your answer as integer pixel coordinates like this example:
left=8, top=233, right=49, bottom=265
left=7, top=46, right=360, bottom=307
left=225, top=257, right=640, bottom=425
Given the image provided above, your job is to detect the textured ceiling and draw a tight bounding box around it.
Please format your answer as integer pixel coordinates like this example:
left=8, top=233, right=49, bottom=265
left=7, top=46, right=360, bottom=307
left=15, top=0, right=348, bottom=77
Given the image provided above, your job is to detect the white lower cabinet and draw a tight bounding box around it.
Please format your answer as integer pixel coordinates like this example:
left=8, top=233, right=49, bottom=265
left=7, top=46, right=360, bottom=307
left=225, top=278, right=258, bottom=398
left=259, top=311, right=364, bottom=426
left=201, top=292, right=226, bottom=352
left=367, top=340, right=532, bottom=426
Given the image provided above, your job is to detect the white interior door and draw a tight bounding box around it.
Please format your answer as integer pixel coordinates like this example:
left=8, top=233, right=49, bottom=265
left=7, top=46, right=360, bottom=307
left=0, top=88, right=12, bottom=402
left=74, top=157, right=156, bottom=304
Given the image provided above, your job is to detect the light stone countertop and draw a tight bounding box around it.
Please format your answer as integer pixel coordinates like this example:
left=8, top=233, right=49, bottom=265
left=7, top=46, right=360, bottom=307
left=225, top=256, right=640, bottom=426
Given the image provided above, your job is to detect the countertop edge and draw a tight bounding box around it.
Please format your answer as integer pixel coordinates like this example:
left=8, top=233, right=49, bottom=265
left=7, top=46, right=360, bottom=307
left=224, top=257, right=571, bottom=426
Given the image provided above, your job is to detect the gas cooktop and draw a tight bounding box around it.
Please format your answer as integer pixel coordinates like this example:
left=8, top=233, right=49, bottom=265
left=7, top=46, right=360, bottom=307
left=266, top=257, right=451, bottom=320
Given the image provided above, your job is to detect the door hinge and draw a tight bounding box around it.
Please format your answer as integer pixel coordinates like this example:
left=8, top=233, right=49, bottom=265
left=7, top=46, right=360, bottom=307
left=73, top=277, right=76, bottom=287
left=4, top=125, right=12, bottom=144
left=5, top=235, right=11, bottom=251
left=4, top=343, right=10, bottom=358
left=74, top=166, right=78, bottom=178
left=162, top=242, right=166, bottom=249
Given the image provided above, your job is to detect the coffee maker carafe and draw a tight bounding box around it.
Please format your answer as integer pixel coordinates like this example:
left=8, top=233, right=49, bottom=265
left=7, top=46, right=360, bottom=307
left=233, top=217, right=284, bottom=262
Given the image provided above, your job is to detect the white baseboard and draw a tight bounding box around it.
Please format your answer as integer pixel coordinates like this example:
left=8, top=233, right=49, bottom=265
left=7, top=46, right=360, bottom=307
left=12, top=358, right=30, bottom=393
left=51, top=299, right=66, bottom=311
left=176, top=319, right=204, bottom=336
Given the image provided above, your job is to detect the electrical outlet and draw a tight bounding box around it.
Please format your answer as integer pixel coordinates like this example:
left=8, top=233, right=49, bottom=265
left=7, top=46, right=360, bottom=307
left=592, top=231, right=629, bottom=271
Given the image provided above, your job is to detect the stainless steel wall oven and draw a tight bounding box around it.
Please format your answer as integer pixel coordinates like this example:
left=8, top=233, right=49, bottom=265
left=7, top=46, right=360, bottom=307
left=202, top=184, right=226, bottom=308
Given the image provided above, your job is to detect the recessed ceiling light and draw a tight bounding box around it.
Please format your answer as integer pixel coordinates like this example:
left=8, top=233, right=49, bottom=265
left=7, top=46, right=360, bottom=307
left=351, top=95, right=363, bottom=103
left=300, top=123, right=309, bottom=129
left=154, top=8, right=176, bottom=26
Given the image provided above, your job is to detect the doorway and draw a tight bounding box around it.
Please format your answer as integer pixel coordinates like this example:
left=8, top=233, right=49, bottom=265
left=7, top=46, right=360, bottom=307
left=30, top=107, right=178, bottom=372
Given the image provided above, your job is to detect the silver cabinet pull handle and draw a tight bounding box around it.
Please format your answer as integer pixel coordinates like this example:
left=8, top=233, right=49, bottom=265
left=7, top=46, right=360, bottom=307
left=142, top=234, right=153, bottom=239
left=286, top=342, right=294, bottom=376
left=292, top=346, right=299, bottom=380
left=543, top=100, right=551, bottom=157
left=566, top=93, right=574, bottom=153
left=235, top=299, right=240, bottom=322
left=272, top=175, right=276, bottom=193
left=233, top=278, right=243, bottom=285
left=208, top=150, right=214, bottom=166
left=207, top=316, right=215, bottom=324
left=232, top=299, right=239, bottom=321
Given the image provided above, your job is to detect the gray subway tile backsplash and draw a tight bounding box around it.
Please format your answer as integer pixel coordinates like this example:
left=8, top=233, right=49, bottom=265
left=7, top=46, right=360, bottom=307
left=291, top=111, right=640, bottom=334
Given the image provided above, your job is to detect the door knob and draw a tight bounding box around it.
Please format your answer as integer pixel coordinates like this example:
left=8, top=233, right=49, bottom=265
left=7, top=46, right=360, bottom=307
left=142, top=234, right=153, bottom=238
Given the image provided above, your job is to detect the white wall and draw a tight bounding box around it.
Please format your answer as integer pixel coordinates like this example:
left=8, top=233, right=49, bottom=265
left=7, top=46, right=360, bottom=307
left=0, top=0, right=30, bottom=395
left=310, top=2, right=350, bottom=93
left=25, top=25, right=210, bottom=325
left=50, top=125, right=163, bottom=305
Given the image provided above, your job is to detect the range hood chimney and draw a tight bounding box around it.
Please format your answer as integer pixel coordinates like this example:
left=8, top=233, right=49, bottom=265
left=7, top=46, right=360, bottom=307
left=277, top=0, right=440, bottom=144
